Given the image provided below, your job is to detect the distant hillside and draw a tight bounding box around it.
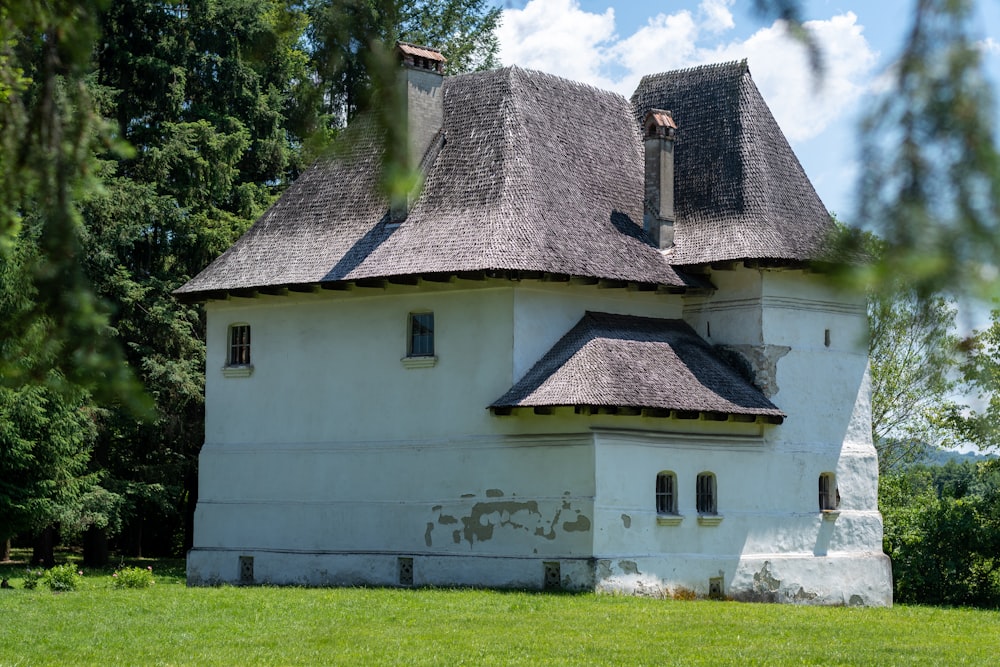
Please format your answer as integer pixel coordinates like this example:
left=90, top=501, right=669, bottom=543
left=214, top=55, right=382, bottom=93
left=921, top=447, right=998, bottom=467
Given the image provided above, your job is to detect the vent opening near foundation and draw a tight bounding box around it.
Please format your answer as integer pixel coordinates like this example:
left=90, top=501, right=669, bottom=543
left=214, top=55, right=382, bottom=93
left=709, top=575, right=724, bottom=600
left=398, top=557, right=414, bottom=586
left=239, top=556, right=254, bottom=584
left=543, top=561, right=561, bottom=590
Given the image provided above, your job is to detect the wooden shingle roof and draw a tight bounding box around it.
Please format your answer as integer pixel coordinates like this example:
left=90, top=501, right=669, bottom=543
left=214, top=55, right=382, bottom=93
left=175, top=67, right=697, bottom=298
left=491, top=311, right=784, bottom=420
left=632, top=60, right=834, bottom=266
left=176, top=60, right=832, bottom=298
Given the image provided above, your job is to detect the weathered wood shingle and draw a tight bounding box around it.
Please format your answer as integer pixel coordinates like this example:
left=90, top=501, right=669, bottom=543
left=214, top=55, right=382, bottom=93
left=632, top=60, right=834, bottom=266
left=176, top=67, right=697, bottom=297
left=491, top=311, right=784, bottom=418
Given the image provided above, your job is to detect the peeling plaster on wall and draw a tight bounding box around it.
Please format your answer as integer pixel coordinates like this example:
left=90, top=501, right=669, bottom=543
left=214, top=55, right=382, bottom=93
left=719, top=344, right=791, bottom=398
left=433, top=491, right=592, bottom=547
left=425, top=522, right=434, bottom=547
left=563, top=513, right=591, bottom=532
left=618, top=560, right=639, bottom=575
left=597, top=559, right=613, bottom=580
left=753, top=561, right=781, bottom=594
left=793, top=587, right=818, bottom=602
left=454, top=500, right=554, bottom=546
left=621, top=514, right=631, bottom=528
left=849, top=594, right=864, bottom=606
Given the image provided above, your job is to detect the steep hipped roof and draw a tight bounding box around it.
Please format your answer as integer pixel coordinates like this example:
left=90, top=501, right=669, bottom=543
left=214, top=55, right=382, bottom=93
left=632, top=61, right=833, bottom=266
left=175, top=66, right=696, bottom=298
left=491, top=312, right=784, bottom=420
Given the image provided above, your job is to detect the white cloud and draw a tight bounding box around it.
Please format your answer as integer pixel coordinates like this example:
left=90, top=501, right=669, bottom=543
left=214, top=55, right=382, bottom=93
left=497, top=1, right=878, bottom=144
left=496, top=0, right=618, bottom=90
left=699, top=0, right=735, bottom=34
left=705, top=13, right=878, bottom=141
left=978, top=37, right=1000, bottom=55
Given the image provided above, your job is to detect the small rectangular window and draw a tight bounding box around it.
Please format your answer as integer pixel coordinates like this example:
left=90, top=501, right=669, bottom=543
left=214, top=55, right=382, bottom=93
left=409, top=312, right=434, bottom=357
left=696, top=473, right=717, bottom=515
left=656, top=472, right=677, bottom=514
left=229, top=324, right=251, bottom=366
left=819, top=473, right=839, bottom=510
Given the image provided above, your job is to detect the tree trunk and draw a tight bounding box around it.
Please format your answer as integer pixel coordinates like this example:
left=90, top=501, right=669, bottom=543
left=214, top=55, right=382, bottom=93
left=30, top=526, right=56, bottom=568
left=1, top=538, right=10, bottom=562
left=82, top=527, right=109, bottom=568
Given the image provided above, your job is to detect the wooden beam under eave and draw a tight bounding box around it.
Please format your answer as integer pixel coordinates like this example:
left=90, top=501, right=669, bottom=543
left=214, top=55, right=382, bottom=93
left=597, top=279, right=627, bottom=289
left=387, top=275, right=420, bottom=286
left=422, top=273, right=456, bottom=283
left=355, top=278, right=387, bottom=289
left=259, top=286, right=288, bottom=297
left=321, top=282, right=353, bottom=291
left=456, top=271, right=487, bottom=281
left=491, top=407, right=513, bottom=416
left=288, top=284, right=321, bottom=294
left=709, top=261, right=740, bottom=271
left=542, top=272, right=571, bottom=282
left=728, top=413, right=757, bottom=423
left=569, top=275, right=599, bottom=285
left=230, top=289, right=259, bottom=299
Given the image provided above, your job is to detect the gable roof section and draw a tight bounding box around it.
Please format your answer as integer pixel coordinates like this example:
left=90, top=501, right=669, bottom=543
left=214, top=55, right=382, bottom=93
left=632, top=61, right=833, bottom=266
left=176, top=67, right=695, bottom=298
left=491, top=311, right=784, bottom=421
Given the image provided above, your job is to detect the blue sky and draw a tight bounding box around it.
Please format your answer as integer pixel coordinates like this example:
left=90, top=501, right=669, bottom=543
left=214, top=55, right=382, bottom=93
left=494, top=0, right=1000, bottom=223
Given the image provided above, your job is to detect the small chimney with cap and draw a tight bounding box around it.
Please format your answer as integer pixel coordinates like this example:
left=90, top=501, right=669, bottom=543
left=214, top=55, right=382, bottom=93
left=392, top=42, right=447, bottom=221
left=642, top=109, right=677, bottom=249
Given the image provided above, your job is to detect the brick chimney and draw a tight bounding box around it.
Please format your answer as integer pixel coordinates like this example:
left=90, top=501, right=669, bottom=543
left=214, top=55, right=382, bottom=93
left=392, top=42, right=446, bottom=221
left=642, top=109, right=677, bottom=249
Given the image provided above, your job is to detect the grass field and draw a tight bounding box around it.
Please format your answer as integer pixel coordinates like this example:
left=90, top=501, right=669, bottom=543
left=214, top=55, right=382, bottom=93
left=2, top=556, right=999, bottom=666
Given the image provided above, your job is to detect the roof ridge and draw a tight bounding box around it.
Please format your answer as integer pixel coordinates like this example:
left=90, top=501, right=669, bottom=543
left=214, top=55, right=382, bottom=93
left=647, top=59, right=747, bottom=78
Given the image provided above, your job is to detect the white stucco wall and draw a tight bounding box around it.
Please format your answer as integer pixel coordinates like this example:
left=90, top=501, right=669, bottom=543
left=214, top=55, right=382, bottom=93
left=189, top=274, right=891, bottom=604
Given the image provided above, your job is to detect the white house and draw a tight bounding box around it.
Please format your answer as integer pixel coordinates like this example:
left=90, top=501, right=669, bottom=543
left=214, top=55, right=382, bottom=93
left=176, top=43, right=892, bottom=605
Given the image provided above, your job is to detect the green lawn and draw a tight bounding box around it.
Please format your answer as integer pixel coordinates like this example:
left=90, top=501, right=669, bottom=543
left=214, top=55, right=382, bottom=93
left=1, top=557, right=998, bottom=666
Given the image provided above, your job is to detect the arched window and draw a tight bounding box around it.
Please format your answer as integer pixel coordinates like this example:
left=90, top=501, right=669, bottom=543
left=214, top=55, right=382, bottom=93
left=655, top=472, right=677, bottom=515
left=696, top=472, right=717, bottom=515
left=819, top=473, right=839, bottom=511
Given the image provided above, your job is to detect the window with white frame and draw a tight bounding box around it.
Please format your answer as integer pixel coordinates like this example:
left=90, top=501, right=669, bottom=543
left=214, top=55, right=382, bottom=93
left=696, top=472, right=717, bottom=515
left=228, top=324, right=251, bottom=366
left=656, top=471, right=678, bottom=515
left=408, top=312, right=434, bottom=357
left=819, top=473, right=839, bottom=511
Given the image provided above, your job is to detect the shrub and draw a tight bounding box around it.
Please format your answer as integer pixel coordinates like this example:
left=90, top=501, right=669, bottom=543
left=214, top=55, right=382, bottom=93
left=111, top=565, right=155, bottom=589
left=41, top=564, right=82, bottom=592
left=22, top=568, right=44, bottom=590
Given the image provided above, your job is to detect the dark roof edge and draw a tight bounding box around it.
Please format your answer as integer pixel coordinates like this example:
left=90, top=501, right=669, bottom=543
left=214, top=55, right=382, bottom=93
left=489, top=404, right=784, bottom=423
left=172, top=270, right=711, bottom=303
